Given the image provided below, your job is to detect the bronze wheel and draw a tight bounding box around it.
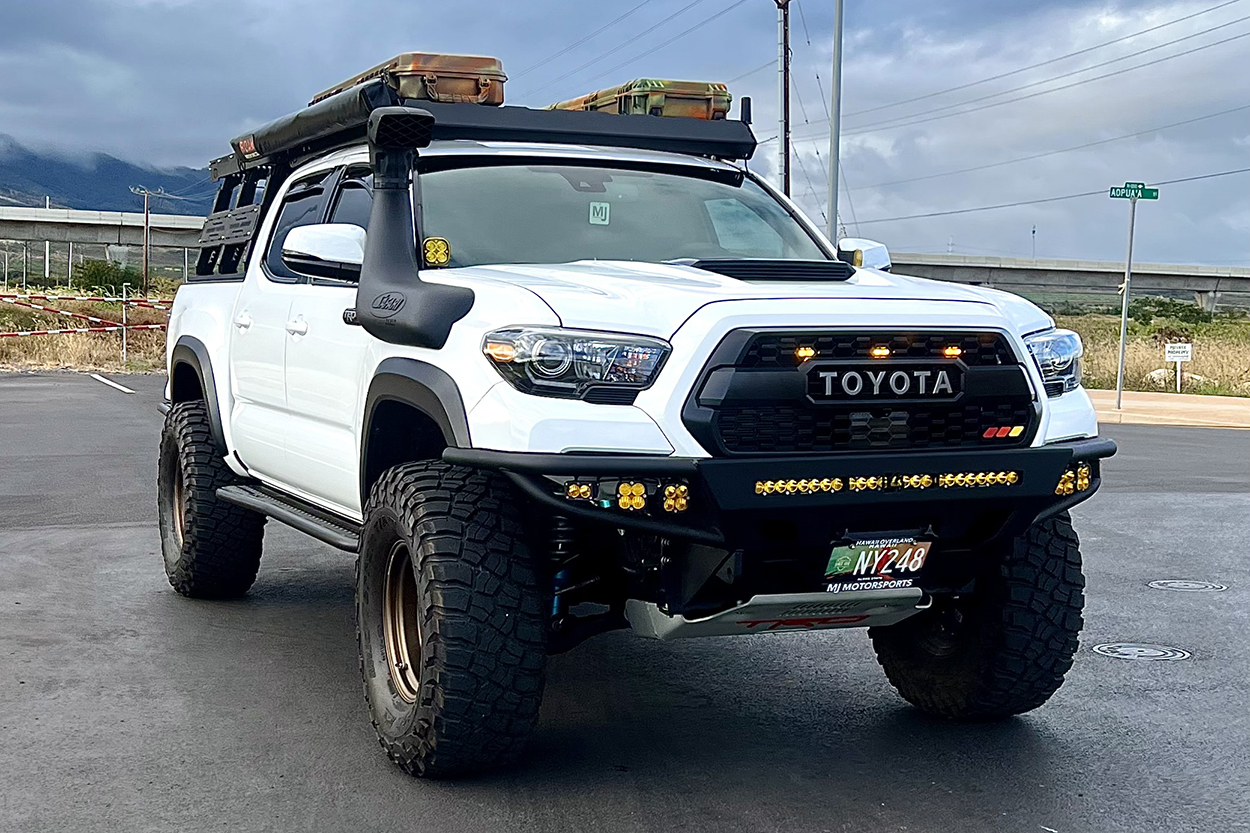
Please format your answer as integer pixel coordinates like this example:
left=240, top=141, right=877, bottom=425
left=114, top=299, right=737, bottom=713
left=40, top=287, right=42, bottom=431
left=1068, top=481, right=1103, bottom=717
left=382, top=541, right=422, bottom=703
left=170, top=464, right=186, bottom=547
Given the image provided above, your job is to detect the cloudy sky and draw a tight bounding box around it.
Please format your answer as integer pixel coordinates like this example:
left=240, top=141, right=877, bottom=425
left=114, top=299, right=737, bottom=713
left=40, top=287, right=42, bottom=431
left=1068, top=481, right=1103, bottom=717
left=0, top=0, right=1246, bottom=264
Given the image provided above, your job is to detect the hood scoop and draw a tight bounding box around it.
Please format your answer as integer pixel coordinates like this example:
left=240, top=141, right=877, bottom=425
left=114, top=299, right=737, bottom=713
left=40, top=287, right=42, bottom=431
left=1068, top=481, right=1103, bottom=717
left=676, top=258, right=854, bottom=283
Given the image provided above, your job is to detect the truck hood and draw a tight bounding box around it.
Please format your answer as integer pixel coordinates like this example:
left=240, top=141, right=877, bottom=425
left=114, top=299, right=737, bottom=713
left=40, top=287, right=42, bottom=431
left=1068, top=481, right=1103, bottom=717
left=446, top=260, right=1054, bottom=339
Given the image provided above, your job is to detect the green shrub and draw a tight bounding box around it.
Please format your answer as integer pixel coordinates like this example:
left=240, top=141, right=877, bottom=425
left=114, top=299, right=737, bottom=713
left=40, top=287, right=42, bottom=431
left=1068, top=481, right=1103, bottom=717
left=1128, top=295, right=1212, bottom=326
left=72, top=259, right=143, bottom=297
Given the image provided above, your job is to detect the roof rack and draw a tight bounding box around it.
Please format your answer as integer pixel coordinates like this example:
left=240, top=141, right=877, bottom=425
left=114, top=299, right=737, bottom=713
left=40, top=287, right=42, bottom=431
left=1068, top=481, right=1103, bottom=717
left=211, top=79, right=755, bottom=181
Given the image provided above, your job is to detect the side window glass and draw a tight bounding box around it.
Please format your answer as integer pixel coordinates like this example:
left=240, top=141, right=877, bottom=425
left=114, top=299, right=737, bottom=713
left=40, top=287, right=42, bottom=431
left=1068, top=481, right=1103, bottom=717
left=329, top=178, right=373, bottom=230
left=704, top=198, right=783, bottom=258
left=263, top=170, right=332, bottom=282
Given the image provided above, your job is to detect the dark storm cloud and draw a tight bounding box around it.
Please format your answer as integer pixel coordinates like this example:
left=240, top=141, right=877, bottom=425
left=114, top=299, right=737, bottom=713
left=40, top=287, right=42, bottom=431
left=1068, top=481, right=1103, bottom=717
left=0, top=0, right=1245, bottom=263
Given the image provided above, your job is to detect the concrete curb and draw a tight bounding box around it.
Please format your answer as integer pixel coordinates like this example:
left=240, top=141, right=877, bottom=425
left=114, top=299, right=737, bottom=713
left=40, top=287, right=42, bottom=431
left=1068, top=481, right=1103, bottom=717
left=1087, top=389, right=1250, bottom=430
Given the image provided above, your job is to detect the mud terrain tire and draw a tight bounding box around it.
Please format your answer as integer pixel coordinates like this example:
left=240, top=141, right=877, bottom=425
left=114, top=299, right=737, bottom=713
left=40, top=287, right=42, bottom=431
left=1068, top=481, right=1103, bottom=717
left=157, top=401, right=266, bottom=598
left=356, top=461, right=547, bottom=778
left=870, top=513, right=1084, bottom=719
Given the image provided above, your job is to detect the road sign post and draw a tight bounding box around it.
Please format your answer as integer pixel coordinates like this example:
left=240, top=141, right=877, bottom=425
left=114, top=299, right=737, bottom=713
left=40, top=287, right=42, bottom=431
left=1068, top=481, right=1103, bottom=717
left=1165, top=342, right=1192, bottom=393
left=1110, top=182, right=1159, bottom=410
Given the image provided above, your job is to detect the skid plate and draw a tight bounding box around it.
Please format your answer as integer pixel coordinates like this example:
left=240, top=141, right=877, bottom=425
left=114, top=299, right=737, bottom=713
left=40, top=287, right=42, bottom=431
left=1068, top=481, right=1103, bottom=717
left=625, top=588, right=927, bottom=640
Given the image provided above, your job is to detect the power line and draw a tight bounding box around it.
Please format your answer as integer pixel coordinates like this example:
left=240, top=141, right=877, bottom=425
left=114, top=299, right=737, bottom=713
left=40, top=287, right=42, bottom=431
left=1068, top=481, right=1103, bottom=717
left=791, top=150, right=827, bottom=223
left=727, top=58, right=775, bottom=84
left=576, top=0, right=754, bottom=90
left=512, top=0, right=711, bottom=101
left=510, top=0, right=658, bottom=82
left=845, top=0, right=1245, bottom=118
left=793, top=28, right=1250, bottom=139
left=851, top=104, right=1250, bottom=190
left=852, top=167, right=1250, bottom=225
left=832, top=14, right=1250, bottom=134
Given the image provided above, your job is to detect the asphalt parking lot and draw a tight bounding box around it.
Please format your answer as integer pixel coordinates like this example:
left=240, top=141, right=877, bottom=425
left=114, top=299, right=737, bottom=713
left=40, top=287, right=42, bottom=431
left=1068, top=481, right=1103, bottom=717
left=2, top=371, right=1247, bottom=833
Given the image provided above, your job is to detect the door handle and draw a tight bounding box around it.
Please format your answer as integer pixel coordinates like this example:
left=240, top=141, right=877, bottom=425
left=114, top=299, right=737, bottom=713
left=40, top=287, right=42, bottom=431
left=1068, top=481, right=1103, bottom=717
left=285, top=319, right=308, bottom=336
left=233, top=313, right=252, bottom=330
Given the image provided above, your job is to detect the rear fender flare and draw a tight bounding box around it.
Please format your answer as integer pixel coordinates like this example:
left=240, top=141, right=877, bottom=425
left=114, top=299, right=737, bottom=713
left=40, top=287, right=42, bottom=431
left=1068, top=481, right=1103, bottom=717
left=169, top=336, right=225, bottom=452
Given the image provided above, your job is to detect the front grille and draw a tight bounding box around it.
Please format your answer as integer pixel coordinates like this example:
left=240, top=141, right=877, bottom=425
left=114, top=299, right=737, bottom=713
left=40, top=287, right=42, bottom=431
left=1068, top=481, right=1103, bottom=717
left=683, top=329, right=1039, bottom=456
left=715, top=402, right=1037, bottom=453
left=743, top=331, right=1013, bottom=368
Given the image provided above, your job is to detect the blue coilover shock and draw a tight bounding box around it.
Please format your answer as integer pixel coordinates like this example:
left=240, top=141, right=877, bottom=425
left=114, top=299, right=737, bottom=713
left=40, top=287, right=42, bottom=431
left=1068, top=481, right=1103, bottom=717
left=550, top=515, right=576, bottom=620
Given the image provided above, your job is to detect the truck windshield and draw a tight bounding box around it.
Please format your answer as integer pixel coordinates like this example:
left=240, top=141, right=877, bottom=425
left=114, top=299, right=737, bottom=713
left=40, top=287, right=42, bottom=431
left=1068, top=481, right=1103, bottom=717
left=417, top=162, right=827, bottom=267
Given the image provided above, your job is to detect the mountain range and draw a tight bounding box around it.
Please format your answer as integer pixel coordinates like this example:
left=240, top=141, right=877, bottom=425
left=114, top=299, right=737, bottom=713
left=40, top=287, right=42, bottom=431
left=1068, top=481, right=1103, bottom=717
left=0, top=135, right=213, bottom=216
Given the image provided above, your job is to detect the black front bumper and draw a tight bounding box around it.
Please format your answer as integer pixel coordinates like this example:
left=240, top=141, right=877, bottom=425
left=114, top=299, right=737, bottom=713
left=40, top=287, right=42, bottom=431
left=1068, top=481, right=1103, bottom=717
left=443, top=436, right=1116, bottom=549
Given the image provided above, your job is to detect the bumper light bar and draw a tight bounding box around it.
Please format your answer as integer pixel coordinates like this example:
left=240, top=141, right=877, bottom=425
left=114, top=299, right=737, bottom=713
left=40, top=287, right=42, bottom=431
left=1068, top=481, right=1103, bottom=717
left=755, top=470, right=1020, bottom=496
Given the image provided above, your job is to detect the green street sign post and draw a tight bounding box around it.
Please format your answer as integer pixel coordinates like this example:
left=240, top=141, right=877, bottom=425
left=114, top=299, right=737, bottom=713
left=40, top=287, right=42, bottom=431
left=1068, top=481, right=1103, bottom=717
left=1111, top=181, right=1159, bottom=409
left=1109, top=181, right=1159, bottom=200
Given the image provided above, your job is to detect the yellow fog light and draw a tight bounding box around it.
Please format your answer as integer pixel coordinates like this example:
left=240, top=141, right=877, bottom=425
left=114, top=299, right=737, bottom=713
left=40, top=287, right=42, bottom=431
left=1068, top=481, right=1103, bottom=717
left=942, top=345, right=963, bottom=358
left=422, top=236, right=451, bottom=267
left=795, top=346, right=816, bottom=361
left=870, top=345, right=891, bottom=359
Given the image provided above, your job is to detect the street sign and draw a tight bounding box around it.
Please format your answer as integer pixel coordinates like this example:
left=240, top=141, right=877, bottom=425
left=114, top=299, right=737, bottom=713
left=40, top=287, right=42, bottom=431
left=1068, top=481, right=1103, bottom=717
left=1165, top=342, right=1192, bottom=393
left=1109, top=181, right=1159, bottom=200
left=1113, top=180, right=1160, bottom=409
left=1164, top=343, right=1192, bottom=362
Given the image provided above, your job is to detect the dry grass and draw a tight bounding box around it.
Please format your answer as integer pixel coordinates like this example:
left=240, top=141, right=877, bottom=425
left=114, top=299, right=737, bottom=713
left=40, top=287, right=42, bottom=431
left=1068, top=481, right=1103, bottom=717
left=1058, top=314, right=1250, bottom=397
left=0, top=299, right=168, bottom=372
left=3, top=297, right=1247, bottom=398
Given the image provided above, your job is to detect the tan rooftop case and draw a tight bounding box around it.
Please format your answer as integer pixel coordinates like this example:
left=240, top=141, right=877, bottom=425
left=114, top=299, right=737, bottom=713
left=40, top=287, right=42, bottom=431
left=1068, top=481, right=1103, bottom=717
left=548, top=79, right=731, bottom=120
left=311, top=53, right=507, bottom=106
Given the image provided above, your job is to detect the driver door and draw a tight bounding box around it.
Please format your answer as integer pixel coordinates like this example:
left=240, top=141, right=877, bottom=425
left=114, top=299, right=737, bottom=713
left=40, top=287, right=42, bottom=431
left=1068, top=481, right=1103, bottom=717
left=227, top=169, right=332, bottom=480
left=282, top=168, right=376, bottom=516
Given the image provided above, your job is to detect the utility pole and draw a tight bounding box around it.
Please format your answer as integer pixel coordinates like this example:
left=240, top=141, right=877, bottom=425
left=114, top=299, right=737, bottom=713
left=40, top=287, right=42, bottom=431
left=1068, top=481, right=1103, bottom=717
left=824, top=0, right=845, bottom=242
left=130, top=186, right=155, bottom=295
left=774, top=0, right=792, bottom=196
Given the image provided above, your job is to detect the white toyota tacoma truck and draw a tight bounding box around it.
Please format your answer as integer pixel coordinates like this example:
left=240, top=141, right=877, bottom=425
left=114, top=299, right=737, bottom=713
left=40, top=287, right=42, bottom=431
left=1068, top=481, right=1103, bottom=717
left=159, top=56, right=1115, bottom=778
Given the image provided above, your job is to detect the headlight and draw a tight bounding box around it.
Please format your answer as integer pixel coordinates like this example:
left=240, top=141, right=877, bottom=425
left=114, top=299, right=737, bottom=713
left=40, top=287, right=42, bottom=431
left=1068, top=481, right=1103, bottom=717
left=1024, top=328, right=1083, bottom=397
left=482, top=327, right=670, bottom=401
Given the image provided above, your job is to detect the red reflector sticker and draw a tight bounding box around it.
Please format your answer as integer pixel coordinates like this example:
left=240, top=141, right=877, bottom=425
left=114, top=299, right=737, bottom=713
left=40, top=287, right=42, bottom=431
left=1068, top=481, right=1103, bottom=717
left=983, top=427, right=998, bottom=439
left=996, top=426, right=1012, bottom=438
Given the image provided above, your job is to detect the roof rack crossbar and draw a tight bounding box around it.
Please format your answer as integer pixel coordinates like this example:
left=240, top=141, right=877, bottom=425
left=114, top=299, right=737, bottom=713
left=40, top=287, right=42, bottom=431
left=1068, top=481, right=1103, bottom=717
left=214, top=80, right=755, bottom=177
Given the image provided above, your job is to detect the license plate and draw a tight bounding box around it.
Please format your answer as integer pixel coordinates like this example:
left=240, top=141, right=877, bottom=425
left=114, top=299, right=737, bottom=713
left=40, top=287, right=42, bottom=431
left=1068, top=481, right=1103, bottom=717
left=806, top=363, right=964, bottom=402
left=824, top=537, right=930, bottom=594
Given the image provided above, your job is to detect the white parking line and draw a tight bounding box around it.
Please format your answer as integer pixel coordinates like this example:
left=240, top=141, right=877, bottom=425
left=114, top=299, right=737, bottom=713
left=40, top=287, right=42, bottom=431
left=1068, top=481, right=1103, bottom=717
left=89, top=373, right=136, bottom=395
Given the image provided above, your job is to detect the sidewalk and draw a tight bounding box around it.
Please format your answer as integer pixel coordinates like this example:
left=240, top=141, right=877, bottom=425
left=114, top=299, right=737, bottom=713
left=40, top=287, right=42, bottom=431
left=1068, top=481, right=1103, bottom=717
left=1087, top=389, right=1250, bottom=429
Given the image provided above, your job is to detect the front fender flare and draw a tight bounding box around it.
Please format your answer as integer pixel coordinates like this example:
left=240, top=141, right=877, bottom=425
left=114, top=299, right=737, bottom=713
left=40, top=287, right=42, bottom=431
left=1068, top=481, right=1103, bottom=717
left=360, top=357, right=470, bottom=501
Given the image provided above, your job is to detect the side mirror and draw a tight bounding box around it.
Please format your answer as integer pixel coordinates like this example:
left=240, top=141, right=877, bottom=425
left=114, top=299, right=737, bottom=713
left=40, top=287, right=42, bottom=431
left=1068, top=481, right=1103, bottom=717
left=836, top=237, right=891, bottom=272
left=282, top=223, right=366, bottom=281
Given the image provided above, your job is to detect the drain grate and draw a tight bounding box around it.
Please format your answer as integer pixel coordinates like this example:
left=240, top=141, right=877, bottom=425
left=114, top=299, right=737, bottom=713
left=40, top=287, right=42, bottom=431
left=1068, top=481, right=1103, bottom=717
left=1093, top=643, right=1192, bottom=661
left=1147, top=579, right=1228, bottom=592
